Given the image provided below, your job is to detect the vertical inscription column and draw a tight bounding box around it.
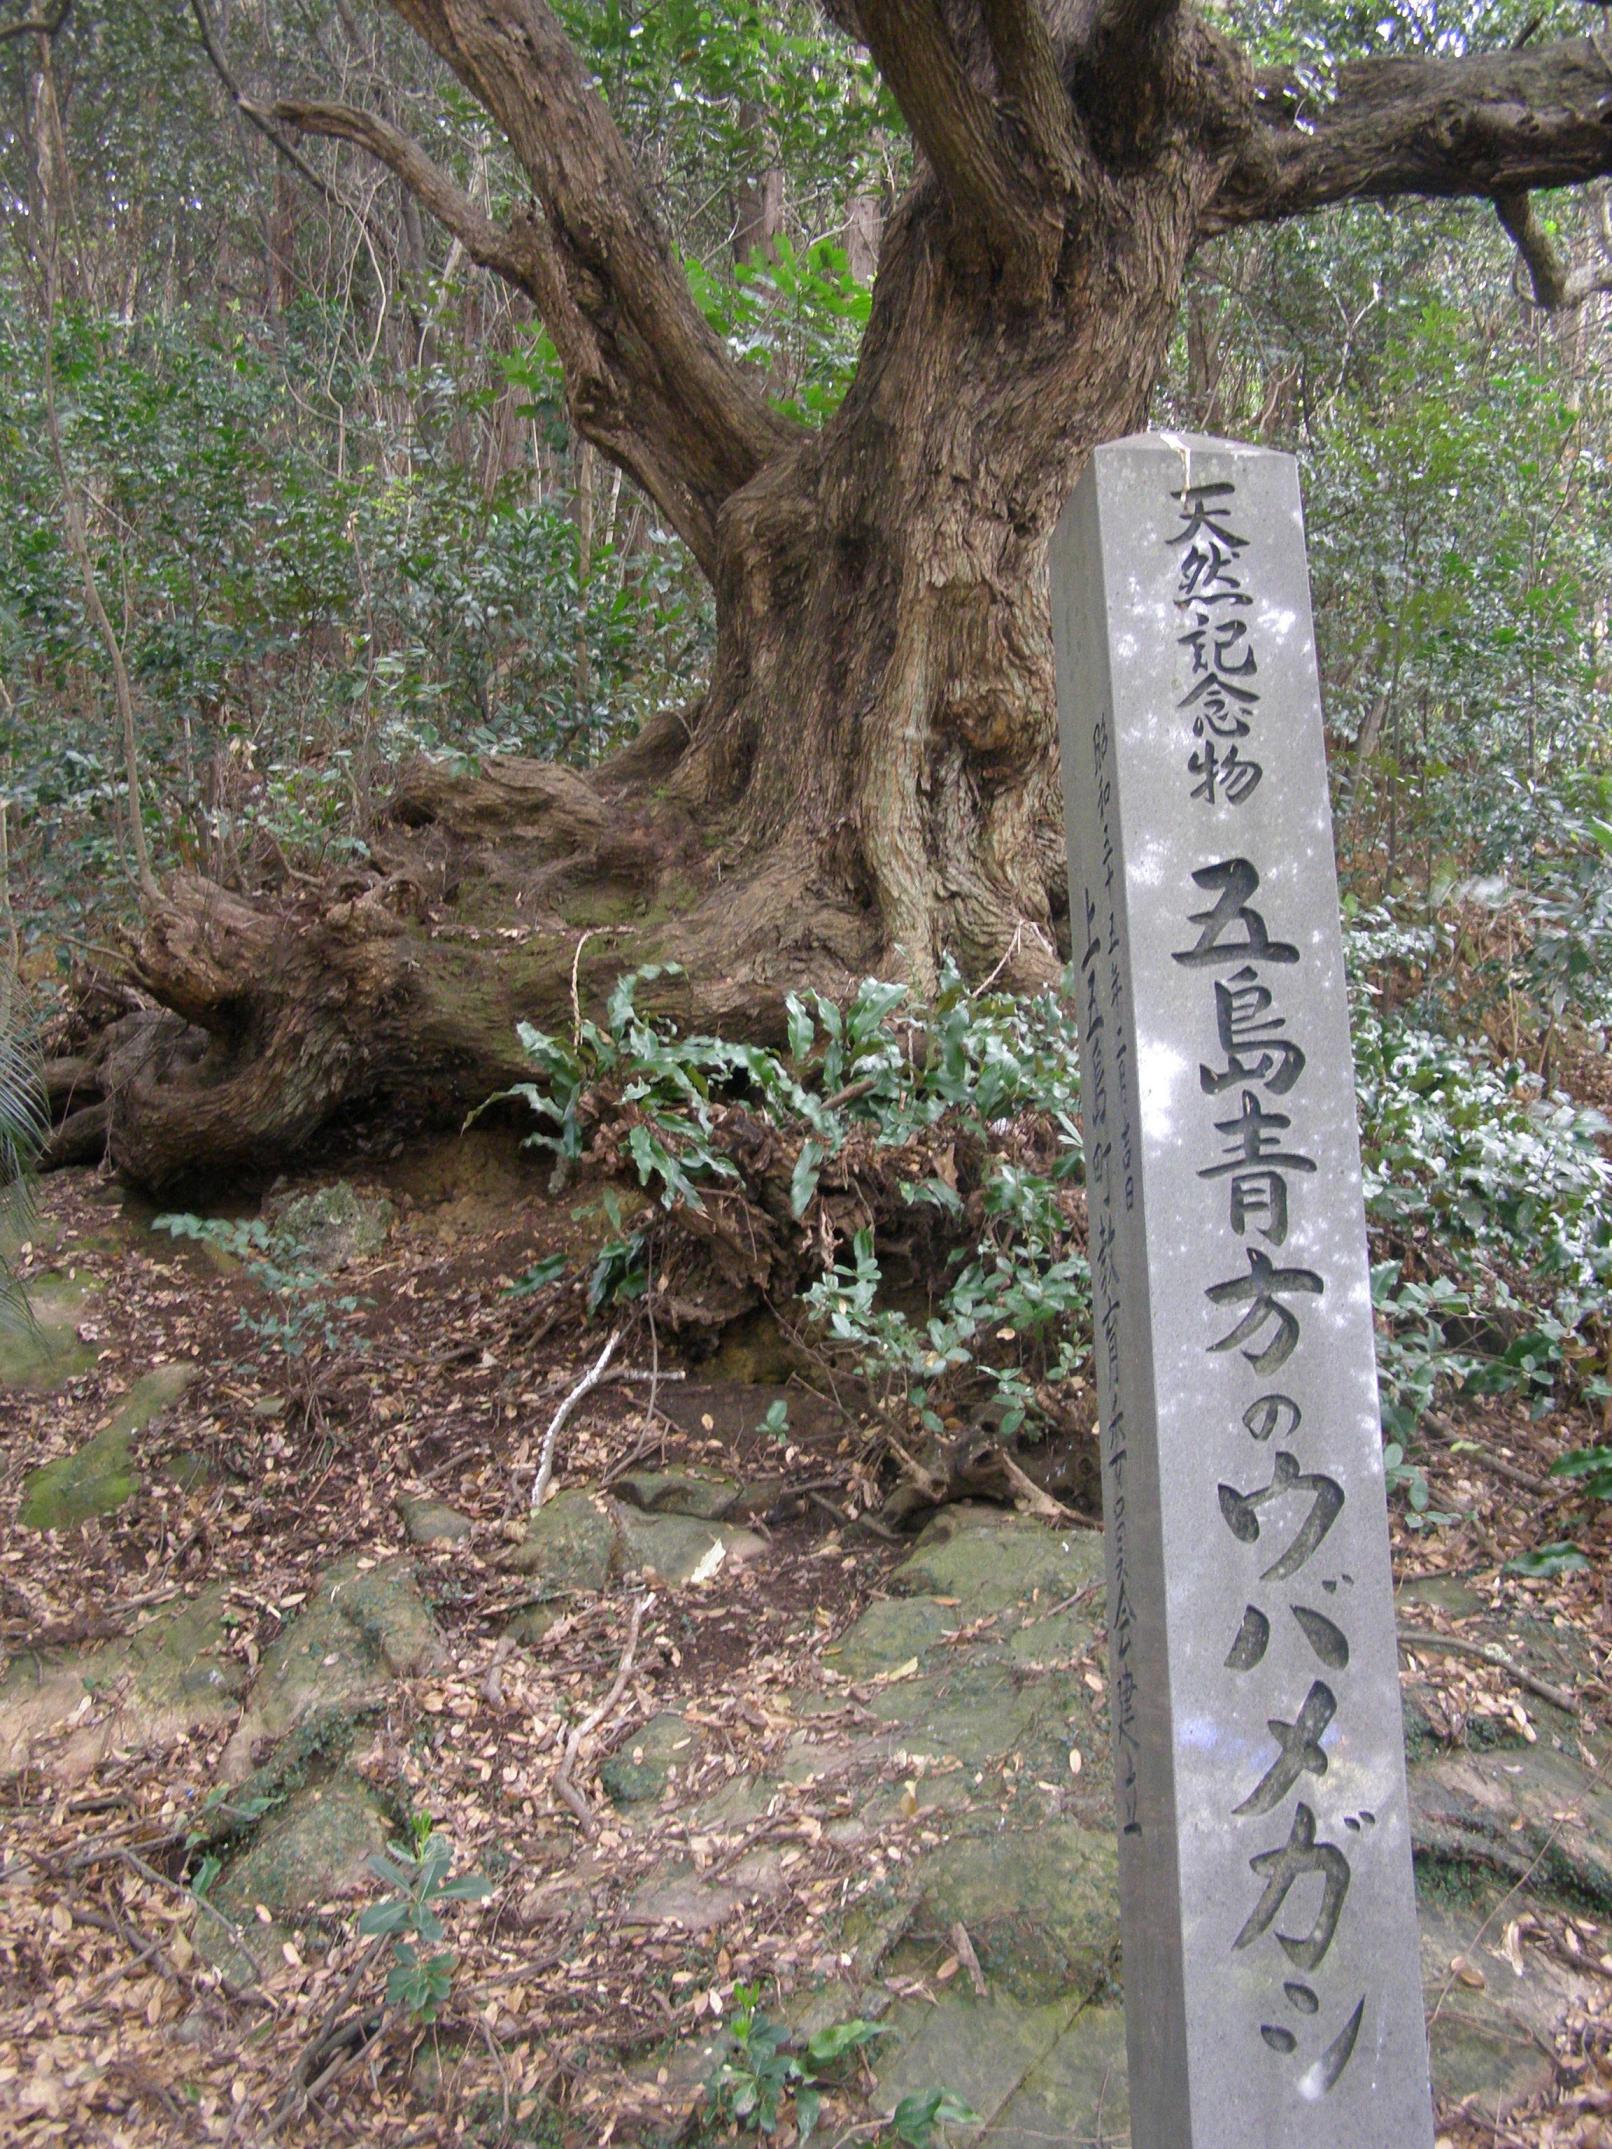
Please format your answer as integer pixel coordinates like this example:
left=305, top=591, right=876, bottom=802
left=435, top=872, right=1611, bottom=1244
left=1051, top=436, right=1433, bottom=2149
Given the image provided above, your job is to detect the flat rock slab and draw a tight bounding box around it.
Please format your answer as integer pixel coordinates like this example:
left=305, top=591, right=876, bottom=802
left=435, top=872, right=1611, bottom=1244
left=621, top=1845, right=789, bottom=1938
left=889, top=1502, right=1106, bottom=1615
left=887, top=1822, right=1119, bottom=2006
left=611, top=1468, right=743, bottom=1521
left=1412, top=1740, right=1612, bottom=1912
left=504, top=1488, right=765, bottom=1595
left=762, top=1504, right=1612, bottom=2141
left=873, top=1988, right=1090, bottom=2141
left=18, top=1363, right=196, bottom=1529
left=988, top=2001, right=1131, bottom=2145
left=220, top=1555, right=443, bottom=1780
left=1418, top=1894, right=1602, bottom=2125
left=0, top=1583, right=245, bottom=1782
left=0, top=1270, right=99, bottom=1393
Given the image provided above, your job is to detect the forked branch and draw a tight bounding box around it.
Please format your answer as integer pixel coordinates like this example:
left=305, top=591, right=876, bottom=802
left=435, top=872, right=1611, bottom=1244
left=377, top=0, right=789, bottom=574
left=1495, top=186, right=1612, bottom=307
left=0, top=1, right=71, bottom=45
left=857, top=0, right=1081, bottom=294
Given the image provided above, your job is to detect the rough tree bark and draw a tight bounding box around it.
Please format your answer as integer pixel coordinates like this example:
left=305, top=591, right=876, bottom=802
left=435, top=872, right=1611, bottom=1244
left=72, top=0, right=1612, bottom=1188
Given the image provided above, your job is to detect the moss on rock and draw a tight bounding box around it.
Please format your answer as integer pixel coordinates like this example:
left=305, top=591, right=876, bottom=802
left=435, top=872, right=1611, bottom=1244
left=220, top=1555, right=443, bottom=1780
left=18, top=1363, right=194, bottom=1529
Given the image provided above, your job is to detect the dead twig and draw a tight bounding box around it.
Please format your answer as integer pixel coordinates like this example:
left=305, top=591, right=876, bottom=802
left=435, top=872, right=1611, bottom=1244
left=1398, top=1627, right=1579, bottom=1714
left=1423, top=1414, right=1555, bottom=1498
left=532, top=1329, right=621, bottom=1506
left=806, top=1489, right=900, bottom=1544
left=996, top=1446, right=1083, bottom=1524
left=552, top=1592, right=653, bottom=1837
left=286, top=1934, right=389, bottom=2088
left=530, top=1336, right=686, bottom=1507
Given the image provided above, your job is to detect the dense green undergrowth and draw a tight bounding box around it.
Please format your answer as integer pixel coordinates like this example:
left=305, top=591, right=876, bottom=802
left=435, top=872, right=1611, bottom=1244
left=491, top=916, right=1612, bottom=1532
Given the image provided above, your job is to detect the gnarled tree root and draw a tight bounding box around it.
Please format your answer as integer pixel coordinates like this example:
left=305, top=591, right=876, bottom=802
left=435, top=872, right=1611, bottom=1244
left=51, top=754, right=877, bottom=1192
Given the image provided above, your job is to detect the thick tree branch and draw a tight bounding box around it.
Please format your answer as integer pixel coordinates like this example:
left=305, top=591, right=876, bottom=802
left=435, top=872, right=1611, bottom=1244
left=1495, top=185, right=1612, bottom=306
left=0, top=1, right=71, bottom=46
left=376, top=0, right=791, bottom=578
left=1205, top=36, right=1612, bottom=235
left=202, top=0, right=752, bottom=563
left=268, top=98, right=528, bottom=282
left=858, top=3, right=1029, bottom=231
left=189, top=0, right=394, bottom=256
left=980, top=0, right=1078, bottom=190
left=857, top=0, right=1077, bottom=295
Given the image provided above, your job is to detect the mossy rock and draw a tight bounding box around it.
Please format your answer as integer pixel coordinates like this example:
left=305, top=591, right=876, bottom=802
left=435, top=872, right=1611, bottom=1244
left=890, top=1504, right=1106, bottom=1616
left=18, top=1422, right=138, bottom=1531
left=396, top=1494, right=474, bottom=1546
left=506, top=1479, right=764, bottom=1594
left=1411, top=1739, right=1612, bottom=1912
left=221, top=1555, right=443, bottom=1779
left=18, top=1363, right=194, bottom=1529
left=618, top=1509, right=766, bottom=1587
left=503, top=1490, right=622, bottom=1590
left=601, top=1712, right=700, bottom=1808
left=266, top=1181, right=396, bottom=1271
left=0, top=1582, right=243, bottom=1779
left=0, top=1270, right=98, bottom=1393
left=612, top=1469, right=743, bottom=1522
left=503, top=1602, right=569, bottom=1645
left=1397, top=1573, right=1488, bottom=1621
left=892, top=1821, right=1119, bottom=2005
left=207, top=1771, right=392, bottom=1978
left=862, top=1657, right=1055, bottom=1779
left=870, top=1986, right=1089, bottom=2140
left=824, top=1597, right=955, bottom=1679
left=1418, top=1895, right=1601, bottom=2122
left=985, top=1999, right=1131, bottom=2144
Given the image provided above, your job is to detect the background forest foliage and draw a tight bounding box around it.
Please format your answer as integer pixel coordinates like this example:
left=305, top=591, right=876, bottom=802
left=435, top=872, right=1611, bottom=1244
left=2, top=0, right=1611, bottom=1532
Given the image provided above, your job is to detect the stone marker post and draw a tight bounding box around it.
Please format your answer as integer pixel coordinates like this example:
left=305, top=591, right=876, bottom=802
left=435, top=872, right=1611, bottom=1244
left=1050, top=434, right=1434, bottom=2147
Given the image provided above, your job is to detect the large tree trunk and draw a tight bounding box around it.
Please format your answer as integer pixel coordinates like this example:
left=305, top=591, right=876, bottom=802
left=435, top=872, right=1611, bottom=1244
left=72, top=159, right=1207, bottom=1190
left=679, top=166, right=1205, bottom=988
left=64, top=2, right=1612, bottom=1188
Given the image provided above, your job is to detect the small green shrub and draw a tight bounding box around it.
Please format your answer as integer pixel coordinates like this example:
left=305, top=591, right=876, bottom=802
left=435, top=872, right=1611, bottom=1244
left=710, top=1984, right=885, bottom=2139
left=150, top=1212, right=370, bottom=1421
left=359, top=1822, right=491, bottom=2026
left=489, top=963, right=1092, bottom=1454
left=1352, top=912, right=1612, bottom=1451
left=884, top=2087, right=985, bottom=2147
left=1551, top=1444, right=1612, bottom=1501
left=490, top=919, right=1612, bottom=1521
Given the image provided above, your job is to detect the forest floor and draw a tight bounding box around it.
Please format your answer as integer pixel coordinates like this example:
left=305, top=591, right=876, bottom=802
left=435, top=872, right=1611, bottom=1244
left=2, top=1128, right=1612, bottom=2148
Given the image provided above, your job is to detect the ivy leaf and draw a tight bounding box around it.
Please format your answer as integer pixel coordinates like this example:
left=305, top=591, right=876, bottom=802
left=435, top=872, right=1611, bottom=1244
left=1504, top=1542, right=1589, bottom=1578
